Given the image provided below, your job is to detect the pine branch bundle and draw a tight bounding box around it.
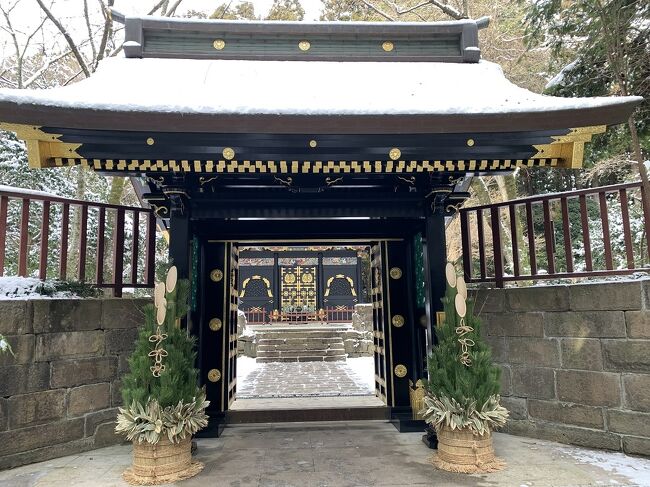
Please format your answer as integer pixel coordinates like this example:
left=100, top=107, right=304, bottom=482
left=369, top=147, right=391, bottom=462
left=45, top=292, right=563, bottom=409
left=423, top=263, right=508, bottom=434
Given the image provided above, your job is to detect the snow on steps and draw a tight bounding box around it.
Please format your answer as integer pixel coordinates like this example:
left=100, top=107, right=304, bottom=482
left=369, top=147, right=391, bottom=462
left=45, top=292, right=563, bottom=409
left=254, top=325, right=347, bottom=363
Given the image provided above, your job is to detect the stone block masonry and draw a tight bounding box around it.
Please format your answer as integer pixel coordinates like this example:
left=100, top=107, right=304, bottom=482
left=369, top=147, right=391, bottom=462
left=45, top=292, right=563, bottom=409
left=0, top=297, right=150, bottom=470
left=472, top=280, right=650, bottom=456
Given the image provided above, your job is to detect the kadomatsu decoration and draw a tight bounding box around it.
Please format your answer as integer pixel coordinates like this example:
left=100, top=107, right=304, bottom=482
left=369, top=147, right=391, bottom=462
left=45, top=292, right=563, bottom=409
left=116, top=266, right=209, bottom=485
left=422, top=262, right=508, bottom=474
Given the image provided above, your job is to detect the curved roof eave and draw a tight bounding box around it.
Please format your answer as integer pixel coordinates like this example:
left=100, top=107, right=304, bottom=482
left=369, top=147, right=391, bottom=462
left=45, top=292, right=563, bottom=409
left=0, top=98, right=641, bottom=135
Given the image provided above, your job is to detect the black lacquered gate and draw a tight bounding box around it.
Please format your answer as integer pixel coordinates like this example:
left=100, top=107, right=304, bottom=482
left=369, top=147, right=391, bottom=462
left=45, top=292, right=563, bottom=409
left=370, top=240, right=416, bottom=409
left=200, top=241, right=239, bottom=415
left=198, top=232, right=428, bottom=426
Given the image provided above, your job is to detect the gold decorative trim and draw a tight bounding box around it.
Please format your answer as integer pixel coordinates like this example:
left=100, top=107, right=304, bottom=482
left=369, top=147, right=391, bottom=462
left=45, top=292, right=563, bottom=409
left=466, top=138, right=475, bottom=147
left=0, top=123, right=83, bottom=169
left=389, top=267, right=402, bottom=279
left=409, top=379, right=426, bottom=420
left=394, top=364, right=407, bottom=378
left=532, top=125, right=606, bottom=169
left=382, top=41, right=394, bottom=52
left=222, top=147, right=235, bottom=160
left=389, top=148, right=401, bottom=161
left=209, top=318, right=222, bottom=331
left=309, top=139, right=317, bottom=148
left=50, top=158, right=561, bottom=173
left=298, top=40, right=311, bottom=51
left=391, top=314, right=404, bottom=328
left=436, top=311, right=446, bottom=327
left=207, top=369, right=221, bottom=382
left=213, top=39, right=226, bottom=50
left=210, top=269, right=224, bottom=282
left=146, top=137, right=155, bottom=146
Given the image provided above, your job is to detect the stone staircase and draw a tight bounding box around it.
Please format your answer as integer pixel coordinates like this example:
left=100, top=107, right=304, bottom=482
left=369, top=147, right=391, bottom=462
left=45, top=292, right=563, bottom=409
left=255, top=325, right=348, bottom=363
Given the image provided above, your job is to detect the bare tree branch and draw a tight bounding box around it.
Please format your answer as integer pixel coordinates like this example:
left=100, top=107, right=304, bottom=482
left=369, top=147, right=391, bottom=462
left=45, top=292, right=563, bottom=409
left=83, top=0, right=97, bottom=62
left=35, top=0, right=91, bottom=78
left=0, top=4, right=22, bottom=87
left=95, top=0, right=112, bottom=68
left=359, top=0, right=395, bottom=21
left=165, top=0, right=184, bottom=17
left=23, top=48, right=74, bottom=88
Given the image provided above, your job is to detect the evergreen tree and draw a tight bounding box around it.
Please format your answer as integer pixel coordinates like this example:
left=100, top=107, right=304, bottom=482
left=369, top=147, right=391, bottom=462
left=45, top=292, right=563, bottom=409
left=266, top=0, right=305, bottom=21
left=121, top=275, right=199, bottom=408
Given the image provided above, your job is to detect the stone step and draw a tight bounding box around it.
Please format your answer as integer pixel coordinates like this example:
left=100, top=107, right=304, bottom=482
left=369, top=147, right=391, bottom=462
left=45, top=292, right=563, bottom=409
left=257, top=342, right=345, bottom=352
left=255, top=331, right=343, bottom=339
left=256, top=355, right=347, bottom=363
left=257, top=348, right=345, bottom=358
left=257, top=337, right=343, bottom=346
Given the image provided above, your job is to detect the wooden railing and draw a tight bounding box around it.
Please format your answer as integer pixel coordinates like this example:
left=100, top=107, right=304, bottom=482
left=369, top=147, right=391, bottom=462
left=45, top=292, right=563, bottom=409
left=0, top=186, right=156, bottom=296
left=460, top=182, right=650, bottom=287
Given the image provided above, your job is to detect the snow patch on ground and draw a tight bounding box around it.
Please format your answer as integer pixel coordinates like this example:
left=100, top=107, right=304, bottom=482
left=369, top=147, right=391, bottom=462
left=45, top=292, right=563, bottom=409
left=345, top=356, right=375, bottom=391
left=560, top=445, right=650, bottom=486
left=237, top=356, right=257, bottom=385
left=0, top=277, right=82, bottom=299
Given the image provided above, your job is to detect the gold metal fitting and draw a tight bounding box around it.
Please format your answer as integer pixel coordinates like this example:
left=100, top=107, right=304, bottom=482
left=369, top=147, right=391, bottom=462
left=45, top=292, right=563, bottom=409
left=382, top=41, right=394, bottom=52
left=389, top=267, right=402, bottom=279
left=222, top=147, right=235, bottom=160
left=389, top=148, right=401, bottom=161
left=309, top=139, right=317, bottom=148
left=467, top=138, right=475, bottom=147
left=394, top=364, right=407, bottom=378
left=298, top=40, right=311, bottom=51
left=209, top=318, right=222, bottom=331
left=207, top=369, right=221, bottom=382
left=213, top=39, right=226, bottom=50
left=146, top=137, right=155, bottom=146
left=391, top=315, right=405, bottom=328
left=210, top=269, right=224, bottom=282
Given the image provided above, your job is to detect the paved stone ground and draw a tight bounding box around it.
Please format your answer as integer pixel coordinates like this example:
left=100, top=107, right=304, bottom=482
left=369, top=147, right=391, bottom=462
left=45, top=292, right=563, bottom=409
left=237, top=360, right=373, bottom=398
left=1, top=421, right=649, bottom=487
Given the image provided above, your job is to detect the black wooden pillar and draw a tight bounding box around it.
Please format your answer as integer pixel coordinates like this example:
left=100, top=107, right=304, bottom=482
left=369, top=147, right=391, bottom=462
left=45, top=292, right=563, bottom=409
left=168, top=199, right=191, bottom=279
left=423, top=212, right=447, bottom=354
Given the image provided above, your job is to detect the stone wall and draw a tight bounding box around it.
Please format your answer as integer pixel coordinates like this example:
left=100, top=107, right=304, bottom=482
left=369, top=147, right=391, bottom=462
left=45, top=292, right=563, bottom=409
left=0, top=298, right=149, bottom=470
left=472, top=280, right=650, bottom=456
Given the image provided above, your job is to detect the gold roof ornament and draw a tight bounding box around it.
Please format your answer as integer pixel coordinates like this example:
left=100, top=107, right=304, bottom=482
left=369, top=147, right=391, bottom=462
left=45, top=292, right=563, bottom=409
left=532, top=125, right=606, bottom=168
left=389, top=148, right=401, bottom=160
left=222, top=147, right=235, bottom=160
left=0, top=123, right=82, bottom=169
left=382, top=41, right=394, bottom=52
left=213, top=39, right=226, bottom=50
left=298, top=40, right=311, bottom=51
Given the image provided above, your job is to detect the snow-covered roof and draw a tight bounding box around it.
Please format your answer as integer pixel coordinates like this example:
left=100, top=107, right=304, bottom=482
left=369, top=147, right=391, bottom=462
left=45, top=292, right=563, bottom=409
left=0, top=57, right=641, bottom=133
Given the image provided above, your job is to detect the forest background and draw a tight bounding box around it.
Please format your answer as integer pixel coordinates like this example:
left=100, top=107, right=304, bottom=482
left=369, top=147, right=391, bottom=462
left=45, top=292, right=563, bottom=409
left=0, top=0, right=647, bottom=285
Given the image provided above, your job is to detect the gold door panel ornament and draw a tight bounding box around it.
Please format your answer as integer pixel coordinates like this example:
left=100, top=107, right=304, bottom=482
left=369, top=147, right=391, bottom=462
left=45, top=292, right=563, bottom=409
left=391, top=315, right=405, bottom=328
left=394, top=364, right=407, bottom=378
left=208, top=369, right=221, bottom=382
left=389, top=267, right=402, bottom=279
left=240, top=275, right=273, bottom=297
left=210, top=269, right=223, bottom=282
left=209, top=318, right=222, bottom=331
left=324, top=274, right=356, bottom=297
left=280, top=266, right=317, bottom=313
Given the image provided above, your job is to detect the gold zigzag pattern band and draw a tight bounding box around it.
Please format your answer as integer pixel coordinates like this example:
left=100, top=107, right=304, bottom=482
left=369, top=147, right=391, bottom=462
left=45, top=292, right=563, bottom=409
left=53, top=158, right=559, bottom=173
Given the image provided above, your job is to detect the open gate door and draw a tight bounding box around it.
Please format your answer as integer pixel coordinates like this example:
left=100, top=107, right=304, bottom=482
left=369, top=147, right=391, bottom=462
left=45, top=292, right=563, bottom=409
left=200, top=240, right=239, bottom=417
left=370, top=240, right=415, bottom=413
left=370, top=242, right=388, bottom=404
